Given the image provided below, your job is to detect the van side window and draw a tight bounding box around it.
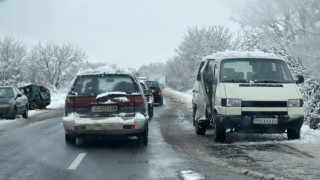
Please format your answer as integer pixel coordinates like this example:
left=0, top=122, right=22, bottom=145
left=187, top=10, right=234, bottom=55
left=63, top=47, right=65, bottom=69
left=196, top=62, right=205, bottom=81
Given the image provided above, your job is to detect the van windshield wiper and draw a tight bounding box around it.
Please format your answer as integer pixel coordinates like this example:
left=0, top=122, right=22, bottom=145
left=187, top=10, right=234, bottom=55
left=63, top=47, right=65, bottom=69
left=254, top=80, right=283, bottom=83
left=223, top=79, right=249, bottom=83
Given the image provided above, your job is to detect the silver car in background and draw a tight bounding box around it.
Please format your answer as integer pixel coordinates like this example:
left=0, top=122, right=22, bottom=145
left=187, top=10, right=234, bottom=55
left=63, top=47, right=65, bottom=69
left=0, top=86, right=29, bottom=119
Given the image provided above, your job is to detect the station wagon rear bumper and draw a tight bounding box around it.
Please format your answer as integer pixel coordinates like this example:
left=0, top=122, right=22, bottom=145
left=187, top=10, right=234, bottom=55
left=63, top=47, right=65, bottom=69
left=63, top=114, right=148, bottom=136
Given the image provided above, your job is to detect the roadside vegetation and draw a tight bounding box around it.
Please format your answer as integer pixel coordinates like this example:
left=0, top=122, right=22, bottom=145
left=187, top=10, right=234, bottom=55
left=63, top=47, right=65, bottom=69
left=138, top=0, right=320, bottom=128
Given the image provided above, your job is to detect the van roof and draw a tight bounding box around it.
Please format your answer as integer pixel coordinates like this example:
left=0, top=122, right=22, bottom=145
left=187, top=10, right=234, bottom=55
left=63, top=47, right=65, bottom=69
left=202, top=50, right=282, bottom=61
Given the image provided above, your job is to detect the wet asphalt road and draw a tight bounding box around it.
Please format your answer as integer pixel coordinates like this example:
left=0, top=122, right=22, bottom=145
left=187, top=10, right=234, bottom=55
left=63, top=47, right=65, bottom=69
left=0, top=98, right=252, bottom=180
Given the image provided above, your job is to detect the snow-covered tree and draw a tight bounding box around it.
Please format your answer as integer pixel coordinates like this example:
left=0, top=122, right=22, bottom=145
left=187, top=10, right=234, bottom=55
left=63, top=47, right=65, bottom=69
left=27, top=42, right=86, bottom=90
left=0, top=36, right=27, bottom=86
left=166, top=26, right=234, bottom=91
left=234, top=0, right=320, bottom=127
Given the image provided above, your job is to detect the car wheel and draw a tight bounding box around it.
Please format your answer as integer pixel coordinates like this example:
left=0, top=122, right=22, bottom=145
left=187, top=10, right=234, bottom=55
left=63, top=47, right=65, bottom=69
left=138, top=125, right=148, bottom=145
left=213, top=116, right=226, bottom=143
left=287, top=129, right=300, bottom=140
left=65, top=134, right=77, bottom=145
left=148, top=106, right=153, bottom=118
left=22, top=105, right=28, bottom=118
left=9, top=108, right=17, bottom=120
left=159, top=99, right=163, bottom=106
left=30, top=101, right=39, bottom=110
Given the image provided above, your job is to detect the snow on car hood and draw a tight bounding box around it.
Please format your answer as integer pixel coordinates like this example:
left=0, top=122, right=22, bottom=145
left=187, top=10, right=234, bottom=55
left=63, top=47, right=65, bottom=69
left=62, top=112, right=147, bottom=125
left=222, top=83, right=302, bottom=101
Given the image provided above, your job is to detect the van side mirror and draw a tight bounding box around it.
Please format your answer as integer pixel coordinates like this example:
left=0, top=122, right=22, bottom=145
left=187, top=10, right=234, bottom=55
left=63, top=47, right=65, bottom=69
left=205, top=73, right=216, bottom=84
left=295, top=75, right=304, bottom=84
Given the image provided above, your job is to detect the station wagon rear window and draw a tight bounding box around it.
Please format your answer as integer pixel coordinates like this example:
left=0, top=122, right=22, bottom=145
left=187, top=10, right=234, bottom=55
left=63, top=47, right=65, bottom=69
left=73, top=75, right=137, bottom=95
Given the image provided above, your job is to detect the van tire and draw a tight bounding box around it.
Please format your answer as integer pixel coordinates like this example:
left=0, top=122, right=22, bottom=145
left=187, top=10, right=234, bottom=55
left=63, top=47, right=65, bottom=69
left=195, top=123, right=206, bottom=135
left=213, top=117, right=226, bottom=143
left=287, top=129, right=300, bottom=140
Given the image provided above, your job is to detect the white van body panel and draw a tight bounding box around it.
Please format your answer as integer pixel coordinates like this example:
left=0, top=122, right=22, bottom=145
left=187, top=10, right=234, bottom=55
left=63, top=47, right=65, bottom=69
left=222, top=83, right=302, bottom=101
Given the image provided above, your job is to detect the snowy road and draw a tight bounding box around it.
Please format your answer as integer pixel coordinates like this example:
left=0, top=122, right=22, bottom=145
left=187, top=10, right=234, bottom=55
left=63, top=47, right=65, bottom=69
left=163, top=89, right=320, bottom=180
left=0, top=96, right=250, bottom=180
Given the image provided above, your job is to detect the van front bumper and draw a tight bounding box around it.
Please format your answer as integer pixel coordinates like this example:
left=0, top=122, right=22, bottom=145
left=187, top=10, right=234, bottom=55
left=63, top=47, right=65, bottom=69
left=216, top=115, right=304, bottom=133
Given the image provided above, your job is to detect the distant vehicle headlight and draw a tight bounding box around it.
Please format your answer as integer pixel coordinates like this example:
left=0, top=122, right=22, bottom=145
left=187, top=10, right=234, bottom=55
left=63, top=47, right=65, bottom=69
left=0, top=104, right=11, bottom=108
left=227, top=99, right=241, bottom=107
left=288, top=99, right=303, bottom=107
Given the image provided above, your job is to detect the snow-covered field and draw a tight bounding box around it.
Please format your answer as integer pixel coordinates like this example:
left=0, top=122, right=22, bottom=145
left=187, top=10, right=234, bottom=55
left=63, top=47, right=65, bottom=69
left=0, top=92, right=66, bottom=126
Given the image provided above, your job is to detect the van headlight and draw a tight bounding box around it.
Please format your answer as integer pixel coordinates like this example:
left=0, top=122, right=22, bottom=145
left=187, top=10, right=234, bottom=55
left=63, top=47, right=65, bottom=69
left=227, top=99, right=241, bottom=107
left=288, top=99, right=303, bottom=107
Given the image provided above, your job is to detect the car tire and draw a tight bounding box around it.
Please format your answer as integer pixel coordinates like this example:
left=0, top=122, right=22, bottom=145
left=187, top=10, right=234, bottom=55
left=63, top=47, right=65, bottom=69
left=287, top=128, right=300, bottom=140
left=22, top=105, right=28, bottom=119
left=65, top=134, right=77, bottom=145
left=159, top=99, right=163, bottom=106
left=213, top=116, right=226, bottom=143
left=138, top=125, right=148, bottom=145
left=148, top=106, right=153, bottom=118
left=30, top=101, right=39, bottom=110
left=9, top=108, right=17, bottom=120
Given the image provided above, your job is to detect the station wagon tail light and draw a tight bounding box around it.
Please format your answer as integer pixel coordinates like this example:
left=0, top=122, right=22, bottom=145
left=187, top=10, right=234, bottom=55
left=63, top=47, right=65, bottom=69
left=158, top=90, right=162, bottom=96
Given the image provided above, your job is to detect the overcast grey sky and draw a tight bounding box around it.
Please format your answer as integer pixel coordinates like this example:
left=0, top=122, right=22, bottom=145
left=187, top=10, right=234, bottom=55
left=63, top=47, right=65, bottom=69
left=0, top=0, right=246, bottom=69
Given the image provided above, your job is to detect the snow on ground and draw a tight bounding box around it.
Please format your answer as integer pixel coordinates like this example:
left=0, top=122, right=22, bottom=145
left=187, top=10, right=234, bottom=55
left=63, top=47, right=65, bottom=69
left=179, top=170, right=205, bottom=180
left=0, top=91, right=66, bottom=127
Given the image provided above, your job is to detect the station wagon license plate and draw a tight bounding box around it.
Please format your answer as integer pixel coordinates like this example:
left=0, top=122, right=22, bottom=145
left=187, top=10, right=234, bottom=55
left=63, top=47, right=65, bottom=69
left=253, top=118, right=278, bottom=124
left=92, top=105, right=118, bottom=113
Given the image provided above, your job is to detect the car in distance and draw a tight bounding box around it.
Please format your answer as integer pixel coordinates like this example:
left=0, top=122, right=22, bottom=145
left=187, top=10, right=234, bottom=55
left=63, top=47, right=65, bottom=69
left=192, top=51, right=304, bottom=142
left=140, top=80, right=154, bottom=118
left=19, top=84, right=51, bottom=110
left=63, top=66, right=149, bottom=145
left=0, top=86, right=29, bottom=119
left=145, top=80, right=163, bottom=106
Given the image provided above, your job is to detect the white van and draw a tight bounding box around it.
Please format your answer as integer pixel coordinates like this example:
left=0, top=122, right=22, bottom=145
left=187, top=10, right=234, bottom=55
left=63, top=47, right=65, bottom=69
left=192, top=51, right=304, bottom=142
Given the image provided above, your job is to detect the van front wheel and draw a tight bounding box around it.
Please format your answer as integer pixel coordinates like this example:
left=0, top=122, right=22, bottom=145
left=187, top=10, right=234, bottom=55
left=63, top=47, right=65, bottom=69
left=287, top=129, right=300, bottom=140
left=213, top=118, right=226, bottom=143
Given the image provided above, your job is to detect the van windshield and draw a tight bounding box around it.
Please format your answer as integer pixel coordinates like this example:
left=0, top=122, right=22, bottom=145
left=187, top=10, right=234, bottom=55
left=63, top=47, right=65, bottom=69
left=73, top=75, right=137, bottom=96
left=219, top=58, right=294, bottom=83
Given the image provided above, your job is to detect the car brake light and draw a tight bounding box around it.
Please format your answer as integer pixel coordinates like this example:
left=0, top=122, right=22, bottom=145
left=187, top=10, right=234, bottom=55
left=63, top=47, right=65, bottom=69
left=158, top=90, right=162, bottom=96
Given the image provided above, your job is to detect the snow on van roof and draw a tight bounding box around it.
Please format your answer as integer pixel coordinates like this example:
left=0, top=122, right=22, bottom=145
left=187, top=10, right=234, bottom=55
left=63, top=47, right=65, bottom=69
left=204, top=50, right=280, bottom=60
left=76, top=65, right=133, bottom=76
